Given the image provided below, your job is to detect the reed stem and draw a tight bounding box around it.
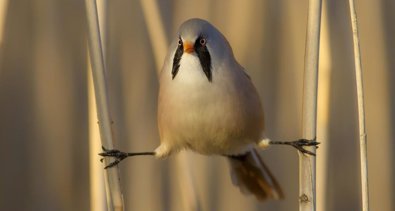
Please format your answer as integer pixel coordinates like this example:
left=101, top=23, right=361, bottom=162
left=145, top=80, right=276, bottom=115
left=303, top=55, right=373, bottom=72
left=348, top=1, right=370, bottom=211
left=85, top=0, right=124, bottom=210
left=300, top=0, right=322, bottom=210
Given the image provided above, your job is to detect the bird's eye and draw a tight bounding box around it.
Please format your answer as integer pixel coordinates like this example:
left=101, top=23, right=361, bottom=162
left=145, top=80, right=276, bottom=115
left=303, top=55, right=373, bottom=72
left=178, top=38, right=182, bottom=46
left=199, top=38, right=207, bottom=46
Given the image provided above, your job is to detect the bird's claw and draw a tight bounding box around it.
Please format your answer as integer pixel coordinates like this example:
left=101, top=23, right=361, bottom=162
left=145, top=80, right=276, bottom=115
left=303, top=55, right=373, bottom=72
left=289, top=139, right=320, bottom=156
left=99, top=146, right=128, bottom=169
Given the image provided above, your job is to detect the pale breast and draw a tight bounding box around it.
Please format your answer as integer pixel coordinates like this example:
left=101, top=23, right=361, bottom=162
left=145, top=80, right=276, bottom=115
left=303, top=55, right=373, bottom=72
left=158, top=54, right=264, bottom=155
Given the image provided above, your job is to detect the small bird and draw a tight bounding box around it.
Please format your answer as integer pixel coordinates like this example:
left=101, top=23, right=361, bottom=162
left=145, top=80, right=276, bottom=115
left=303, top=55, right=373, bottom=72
left=100, top=18, right=318, bottom=201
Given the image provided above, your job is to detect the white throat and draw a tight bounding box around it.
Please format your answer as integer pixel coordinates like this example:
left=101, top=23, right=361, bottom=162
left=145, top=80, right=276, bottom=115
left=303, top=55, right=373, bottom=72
left=175, top=53, right=210, bottom=84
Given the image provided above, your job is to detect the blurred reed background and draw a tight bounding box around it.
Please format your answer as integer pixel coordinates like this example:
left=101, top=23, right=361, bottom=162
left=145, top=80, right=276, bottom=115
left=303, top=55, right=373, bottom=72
left=0, top=0, right=394, bottom=211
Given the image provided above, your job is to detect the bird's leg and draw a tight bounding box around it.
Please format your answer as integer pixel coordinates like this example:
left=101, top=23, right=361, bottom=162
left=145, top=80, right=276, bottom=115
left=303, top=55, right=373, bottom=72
left=99, top=146, right=155, bottom=169
left=259, top=138, right=320, bottom=156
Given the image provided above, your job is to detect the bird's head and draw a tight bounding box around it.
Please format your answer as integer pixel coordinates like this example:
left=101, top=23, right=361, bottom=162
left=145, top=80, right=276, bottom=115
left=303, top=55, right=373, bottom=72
left=171, top=18, right=234, bottom=82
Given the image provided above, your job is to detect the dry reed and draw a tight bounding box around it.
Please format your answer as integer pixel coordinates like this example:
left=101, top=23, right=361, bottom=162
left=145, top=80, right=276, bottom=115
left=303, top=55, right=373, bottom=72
left=85, top=0, right=124, bottom=210
left=348, top=1, right=370, bottom=211
left=300, top=0, right=322, bottom=211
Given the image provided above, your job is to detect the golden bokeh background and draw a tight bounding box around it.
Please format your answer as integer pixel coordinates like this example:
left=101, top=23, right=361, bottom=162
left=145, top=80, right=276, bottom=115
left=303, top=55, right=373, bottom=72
left=0, top=0, right=393, bottom=211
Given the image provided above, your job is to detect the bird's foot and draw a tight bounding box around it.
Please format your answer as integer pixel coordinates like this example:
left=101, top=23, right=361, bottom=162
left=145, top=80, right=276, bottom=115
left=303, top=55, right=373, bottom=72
left=287, top=139, right=319, bottom=156
left=99, top=146, right=129, bottom=169
left=270, top=138, right=320, bottom=156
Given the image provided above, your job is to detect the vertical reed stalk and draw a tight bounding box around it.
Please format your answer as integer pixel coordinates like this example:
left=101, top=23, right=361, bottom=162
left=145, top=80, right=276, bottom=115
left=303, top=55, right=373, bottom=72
left=85, top=0, right=124, bottom=210
left=88, top=55, right=106, bottom=211
left=301, top=0, right=322, bottom=211
left=139, top=0, right=167, bottom=73
left=317, top=1, right=331, bottom=211
left=348, top=1, right=370, bottom=211
left=88, top=1, right=107, bottom=211
left=140, top=1, right=201, bottom=210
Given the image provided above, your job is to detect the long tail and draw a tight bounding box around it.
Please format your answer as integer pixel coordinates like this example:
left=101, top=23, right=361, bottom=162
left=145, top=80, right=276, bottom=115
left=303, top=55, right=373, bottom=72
left=228, top=148, right=284, bottom=201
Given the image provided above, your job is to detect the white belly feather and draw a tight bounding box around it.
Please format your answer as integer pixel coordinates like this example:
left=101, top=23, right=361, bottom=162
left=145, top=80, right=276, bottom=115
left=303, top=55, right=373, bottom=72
left=157, top=54, right=264, bottom=157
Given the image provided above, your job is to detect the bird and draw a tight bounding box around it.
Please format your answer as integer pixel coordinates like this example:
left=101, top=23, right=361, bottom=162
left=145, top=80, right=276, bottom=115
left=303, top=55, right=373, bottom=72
left=100, top=18, right=318, bottom=201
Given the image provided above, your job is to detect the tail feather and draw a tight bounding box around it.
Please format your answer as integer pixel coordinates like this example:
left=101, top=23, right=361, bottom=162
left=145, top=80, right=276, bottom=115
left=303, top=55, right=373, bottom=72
left=228, top=148, right=284, bottom=201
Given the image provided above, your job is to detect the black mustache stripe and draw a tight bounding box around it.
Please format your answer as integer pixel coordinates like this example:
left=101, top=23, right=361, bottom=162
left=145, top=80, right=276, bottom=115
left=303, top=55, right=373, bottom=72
left=171, top=39, right=183, bottom=80
left=171, top=35, right=212, bottom=82
left=195, top=36, right=212, bottom=82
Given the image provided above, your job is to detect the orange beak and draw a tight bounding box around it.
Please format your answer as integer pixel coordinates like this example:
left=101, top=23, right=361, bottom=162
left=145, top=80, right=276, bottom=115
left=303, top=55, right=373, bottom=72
left=183, top=41, right=194, bottom=53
